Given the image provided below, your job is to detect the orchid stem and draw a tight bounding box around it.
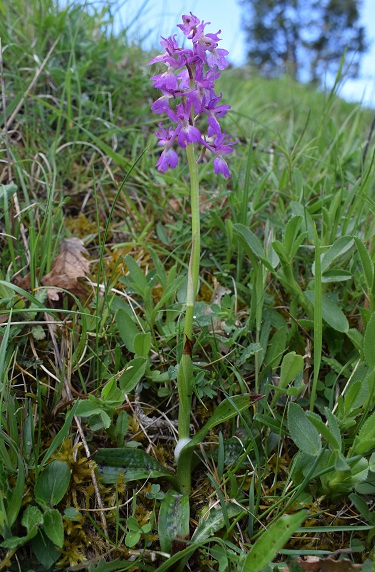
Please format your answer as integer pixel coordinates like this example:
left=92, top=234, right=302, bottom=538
left=176, top=142, right=200, bottom=495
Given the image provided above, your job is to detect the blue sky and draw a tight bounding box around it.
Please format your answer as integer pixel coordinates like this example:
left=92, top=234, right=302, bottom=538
left=120, top=0, right=375, bottom=107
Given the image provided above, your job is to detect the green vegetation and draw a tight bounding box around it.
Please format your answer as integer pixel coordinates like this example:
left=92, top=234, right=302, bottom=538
left=1, top=1, right=375, bottom=570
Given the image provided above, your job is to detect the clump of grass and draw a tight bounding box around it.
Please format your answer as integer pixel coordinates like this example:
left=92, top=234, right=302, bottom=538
left=1, top=1, right=375, bottom=570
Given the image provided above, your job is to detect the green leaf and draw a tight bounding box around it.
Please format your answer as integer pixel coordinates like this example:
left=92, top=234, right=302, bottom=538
left=0, top=183, right=18, bottom=205
left=43, top=509, right=64, bottom=548
left=320, top=236, right=354, bottom=273
left=288, top=402, right=322, bottom=456
left=31, top=531, right=60, bottom=569
left=305, top=291, right=349, bottom=332
left=88, top=558, right=136, bottom=571
left=191, top=503, right=244, bottom=545
left=279, top=352, right=304, bottom=388
left=283, top=216, right=303, bottom=257
left=124, top=255, right=148, bottom=294
left=133, top=332, right=151, bottom=357
left=364, top=312, right=375, bottom=369
left=21, top=505, right=43, bottom=533
left=39, top=403, right=78, bottom=467
left=95, top=447, right=176, bottom=484
left=7, top=454, right=25, bottom=528
left=101, top=377, right=123, bottom=403
left=35, top=461, right=71, bottom=507
left=264, top=327, right=287, bottom=369
left=240, top=511, right=307, bottom=572
left=351, top=410, right=375, bottom=455
left=343, top=380, right=369, bottom=413
left=179, top=395, right=260, bottom=460
left=233, top=224, right=276, bottom=270
left=321, top=269, right=352, bottom=283
left=116, top=308, right=139, bottom=353
left=355, top=237, right=373, bottom=292
left=305, top=410, right=341, bottom=450
left=158, top=490, right=190, bottom=554
left=125, top=530, right=141, bottom=548
left=119, top=357, right=147, bottom=393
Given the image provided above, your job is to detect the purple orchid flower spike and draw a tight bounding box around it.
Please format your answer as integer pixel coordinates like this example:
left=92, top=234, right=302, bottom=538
left=149, top=13, right=236, bottom=177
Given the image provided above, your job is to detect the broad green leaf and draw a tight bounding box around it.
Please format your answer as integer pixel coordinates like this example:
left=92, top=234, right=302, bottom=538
left=133, top=332, right=151, bottom=357
left=271, top=240, right=289, bottom=265
left=240, top=511, right=307, bottom=572
left=0, top=531, right=37, bottom=549
left=35, top=460, right=71, bottom=507
left=283, top=216, right=303, bottom=257
left=191, top=503, right=244, bottom=545
left=154, top=275, right=185, bottom=313
left=43, top=509, right=64, bottom=548
left=349, top=493, right=372, bottom=522
left=320, top=236, right=354, bottom=273
left=158, top=490, right=189, bottom=554
left=39, top=403, right=78, bottom=467
left=279, top=352, right=304, bottom=388
left=343, top=380, right=369, bottom=413
left=0, top=183, right=17, bottom=205
left=288, top=402, right=322, bottom=456
left=88, top=558, right=136, bottom=571
left=101, top=377, right=123, bottom=403
left=233, top=224, right=275, bottom=270
left=116, top=308, right=139, bottom=353
left=264, top=327, right=287, bottom=369
left=31, top=531, right=60, bottom=569
left=364, top=312, right=375, bottom=369
left=355, top=237, right=373, bottom=292
left=119, top=357, right=147, bottom=393
left=351, top=410, right=375, bottom=455
left=321, top=269, right=352, bottom=283
left=305, top=410, right=341, bottom=450
left=305, top=291, right=348, bottom=332
left=95, top=447, right=176, bottom=485
left=7, top=454, right=25, bottom=528
left=179, top=394, right=261, bottom=459
left=124, top=255, right=148, bottom=294
left=21, top=505, right=43, bottom=532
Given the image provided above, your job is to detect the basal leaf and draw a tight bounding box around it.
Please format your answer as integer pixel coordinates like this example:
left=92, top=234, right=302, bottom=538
left=116, top=308, right=139, bottom=353
left=305, top=410, right=341, bottom=450
left=305, top=291, right=348, bottom=332
left=279, top=351, right=304, bottom=388
left=288, top=402, right=322, bottom=456
left=364, top=312, right=375, bottom=369
left=31, top=531, right=60, bottom=569
left=133, top=332, right=151, bottom=358
left=158, top=490, right=190, bottom=554
left=43, top=509, right=64, bottom=548
left=351, top=410, right=375, bottom=456
left=96, top=447, right=176, bottom=485
left=233, top=224, right=275, bottom=270
left=119, top=357, right=147, bottom=393
left=179, top=394, right=262, bottom=460
left=240, top=511, right=307, bottom=572
left=283, top=216, right=303, bottom=257
left=35, top=461, right=71, bottom=507
left=354, top=237, right=374, bottom=292
left=21, top=505, right=43, bottom=532
left=320, top=236, right=354, bottom=273
left=191, top=503, right=244, bottom=545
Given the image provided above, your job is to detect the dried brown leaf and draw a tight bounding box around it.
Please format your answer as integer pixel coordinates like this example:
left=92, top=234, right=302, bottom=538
left=41, top=238, right=91, bottom=301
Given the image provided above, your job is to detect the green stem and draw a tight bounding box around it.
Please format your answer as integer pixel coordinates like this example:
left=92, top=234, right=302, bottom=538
left=176, top=142, right=200, bottom=495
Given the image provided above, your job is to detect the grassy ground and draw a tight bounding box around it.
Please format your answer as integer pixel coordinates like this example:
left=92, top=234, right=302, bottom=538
left=1, top=1, right=375, bottom=571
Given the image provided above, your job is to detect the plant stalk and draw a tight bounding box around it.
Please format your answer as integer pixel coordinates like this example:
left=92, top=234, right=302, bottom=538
left=176, top=142, right=200, bottom=495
